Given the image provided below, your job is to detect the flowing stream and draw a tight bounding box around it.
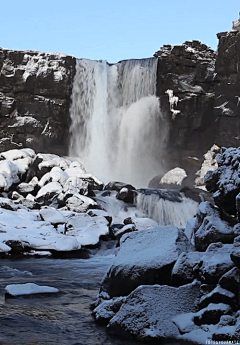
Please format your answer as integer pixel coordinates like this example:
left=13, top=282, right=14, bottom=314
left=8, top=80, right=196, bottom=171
left=0, top=256, right=142, bottom=345
left=0, top=191, right=198, bottom=344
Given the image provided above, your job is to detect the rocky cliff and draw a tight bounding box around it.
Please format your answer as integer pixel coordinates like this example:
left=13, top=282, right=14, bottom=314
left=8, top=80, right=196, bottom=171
left=214, top=29, right=240, bottom=147
left=154, top=40, right=217, bottom=176
left=0, top=48, right=75, bottom=155
left=154, top=23, right=240, bottom=179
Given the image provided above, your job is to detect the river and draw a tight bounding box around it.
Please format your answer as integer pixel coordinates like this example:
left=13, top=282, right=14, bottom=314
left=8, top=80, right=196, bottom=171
left=0, top=255, right=142, bottom=345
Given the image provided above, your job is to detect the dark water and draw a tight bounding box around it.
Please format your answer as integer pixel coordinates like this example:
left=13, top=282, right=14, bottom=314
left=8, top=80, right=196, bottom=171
left=0, top=255, right=142, bottom=345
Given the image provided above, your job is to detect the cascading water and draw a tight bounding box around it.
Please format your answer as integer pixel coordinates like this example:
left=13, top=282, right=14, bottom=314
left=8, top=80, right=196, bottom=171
left=69, top=58, right=165, bottom=188
left=135, top=189, right=199, bottom=228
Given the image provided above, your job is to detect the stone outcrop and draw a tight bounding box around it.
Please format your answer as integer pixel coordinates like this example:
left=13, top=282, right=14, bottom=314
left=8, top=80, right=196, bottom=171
left=214, top=30, right=240, bottom=148
left=1, top=25, right=240, bottom=174
left=154, top=40, right=217, bottom=174
left=0, top=48, right=75, bottom=155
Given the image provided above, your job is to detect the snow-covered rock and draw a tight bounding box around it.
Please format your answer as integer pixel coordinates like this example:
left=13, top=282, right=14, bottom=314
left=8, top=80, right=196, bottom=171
left=191, top=201, right=235, bottom=251
left=219, top=267, right=240, bottom=294
left=106, top=282, right=201, bottom=342
left=195, top=144, right=220, bottom=189
left=116, top=187, right=135, bottom=203
left=199, top=285, right=235, bottom=309
left=205, top=147, right=240, bottom=215
left=65, top=212, right=109, bottom=247
left=172, top=243, right=235, bottom=286
left=5, top=283, right=59, bottom=297
left=92, top=296, right=126, bottom=324
left=0, top=160, right=20, bottom=190
left=65, top=194, right=97, bottom=212
left=38, top=167, right=68, bottom=187
left=39, top=207, right=66, bottom=226
left=173, top=303, right=232, bottom=340
left=16, top=182, right=37, bottom=197
left=160, top=167, right=187, bottom=188
left=100, top=225, right=191, bottom=297
left=35, top=181, right=63, bottom=202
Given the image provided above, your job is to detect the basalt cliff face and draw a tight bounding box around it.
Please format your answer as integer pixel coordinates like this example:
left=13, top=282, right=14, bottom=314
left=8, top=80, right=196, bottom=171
left=154, top=40, right=217, bottom=175
left=0, top=48, right=75, bottom=155
left=1, top=27, right=240, bottom=176
left=154, top=26, right=240, bottom=176
left=214, top=30, right=240, bottom=147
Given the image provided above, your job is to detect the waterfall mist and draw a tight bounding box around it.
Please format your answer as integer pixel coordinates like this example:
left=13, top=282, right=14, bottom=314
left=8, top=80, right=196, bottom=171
left=69, top=57, right=166, bottom=187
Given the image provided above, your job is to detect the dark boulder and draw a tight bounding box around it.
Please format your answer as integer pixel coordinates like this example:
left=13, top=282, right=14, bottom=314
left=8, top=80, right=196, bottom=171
left=100, top=225, right=191, bottom=297
left=104, top=181, right=136, bottom=192
left=172, top=243, right=235, bottom=286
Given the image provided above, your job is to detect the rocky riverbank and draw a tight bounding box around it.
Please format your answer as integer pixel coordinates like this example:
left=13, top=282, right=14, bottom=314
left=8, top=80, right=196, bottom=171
left=92, top=146, right=240, bottom=343
left=0, top=147, right=198, bottom=258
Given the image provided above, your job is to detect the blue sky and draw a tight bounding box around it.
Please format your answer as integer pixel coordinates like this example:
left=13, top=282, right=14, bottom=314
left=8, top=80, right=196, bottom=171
left=1, top=0, right=239, bottom=63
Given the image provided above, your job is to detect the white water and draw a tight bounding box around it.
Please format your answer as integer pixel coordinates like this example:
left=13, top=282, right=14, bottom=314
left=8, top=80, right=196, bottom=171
left=69, top=58, right=165, bottom=188
left=136, top=190, right=199, bottom=228
left=94, top=189, right=198, bottom=228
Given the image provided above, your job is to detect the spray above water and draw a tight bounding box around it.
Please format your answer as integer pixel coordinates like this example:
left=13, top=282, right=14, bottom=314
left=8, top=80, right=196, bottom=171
left=69, top=57, right=165, bottom=187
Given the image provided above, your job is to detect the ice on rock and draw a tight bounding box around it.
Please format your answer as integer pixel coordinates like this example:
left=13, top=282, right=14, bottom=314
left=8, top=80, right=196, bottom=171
left=165, top=89, right=181, bottom=119
left=0, top=242, right=11, bottom=253
left=5, top=283, right=59, bottom=297
left=0, top=266, right=33, bottom=277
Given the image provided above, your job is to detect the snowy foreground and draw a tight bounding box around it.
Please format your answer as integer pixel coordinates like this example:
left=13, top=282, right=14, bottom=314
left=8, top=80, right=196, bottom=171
left=92, top=147, right=240, bottom=344
left=0, top=147, right=198, bottom=256
left=1, top=147, right=240, bottom=343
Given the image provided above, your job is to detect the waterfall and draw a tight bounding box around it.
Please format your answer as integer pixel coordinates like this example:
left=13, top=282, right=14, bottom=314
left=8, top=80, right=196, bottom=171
left=136, top=189, right=199, bottom=228
left=69, top=57, right=165, bottom=188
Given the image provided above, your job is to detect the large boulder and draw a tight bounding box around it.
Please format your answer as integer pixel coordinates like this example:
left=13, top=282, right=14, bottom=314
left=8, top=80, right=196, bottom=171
left=205, top=147, right=240, bottom=215
left=172, top=242, right=235, bottom=286
left=159, top=167, right=187, bottom=189
left=106, top=282, right=201, bottom=342
left=192, top=201, right=235, bottom=251
left=100, top=225, right=191, bottom=297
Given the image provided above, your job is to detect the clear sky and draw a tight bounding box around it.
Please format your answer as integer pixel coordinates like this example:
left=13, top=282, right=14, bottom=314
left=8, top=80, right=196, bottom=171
left=1, top=0, right=239, bottom=63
